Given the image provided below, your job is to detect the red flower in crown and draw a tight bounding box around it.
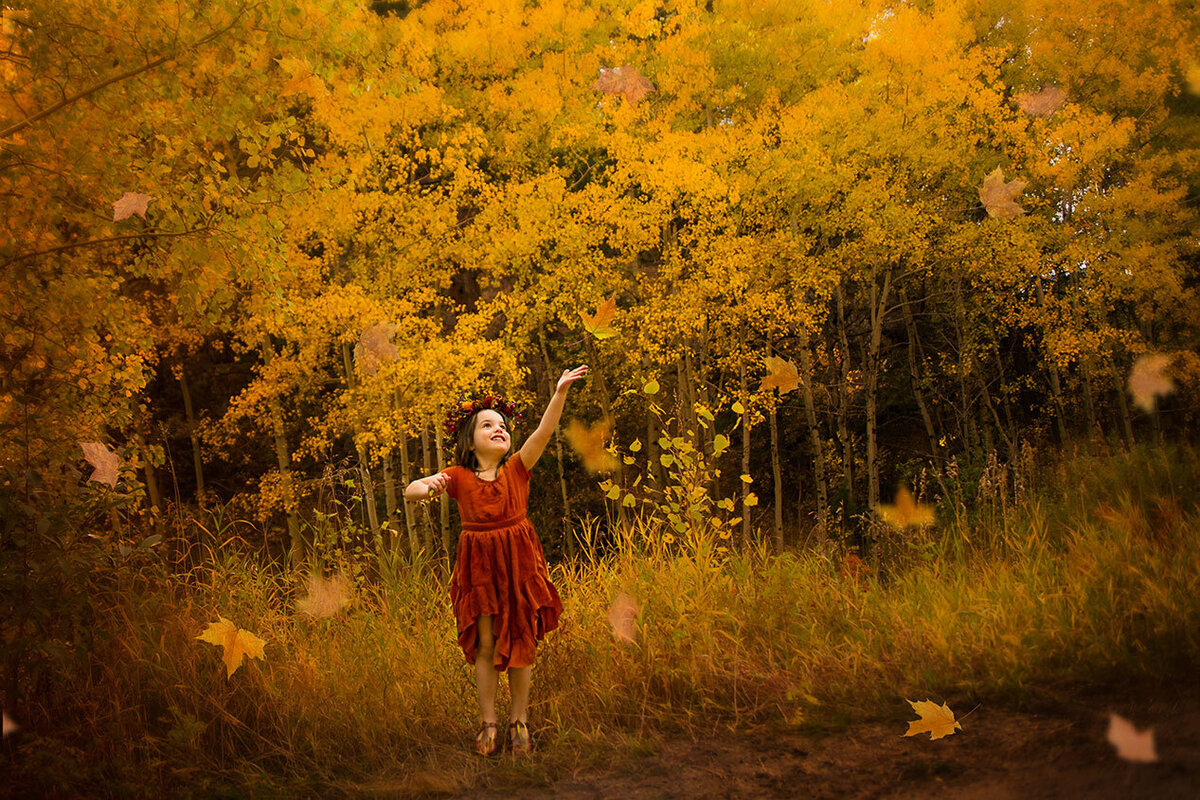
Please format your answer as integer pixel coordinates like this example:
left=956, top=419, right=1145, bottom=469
left=442, top=389, right=524, bottom=455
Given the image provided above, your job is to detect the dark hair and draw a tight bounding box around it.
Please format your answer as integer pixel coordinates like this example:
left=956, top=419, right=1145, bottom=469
left=453, top=407, right=518, bottom=474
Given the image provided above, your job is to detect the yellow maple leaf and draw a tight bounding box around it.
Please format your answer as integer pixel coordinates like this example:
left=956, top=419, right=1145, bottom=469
left=196, top=616, right=266, bottom=679
left=903, top=699, right=962, bottom=740
left=578, top=294, right=619, bottom=339
left=978, top=167, right=1027, bottom=218
left=877, top=486, right=935, bottom=528
left=760, top=356, right=799, bottom=394
left=1127, top=353, right=1174, bottom=412
left=563, top=418, right=618, bottom=473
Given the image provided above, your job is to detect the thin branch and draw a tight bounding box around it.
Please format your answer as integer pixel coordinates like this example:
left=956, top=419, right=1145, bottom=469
left=3, top=226, right=213, bottom=269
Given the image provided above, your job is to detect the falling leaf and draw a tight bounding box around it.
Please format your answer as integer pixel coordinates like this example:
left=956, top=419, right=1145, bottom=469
left=296, top=570, right=353, bottom=618
left=760, top=356, right=799, bottom=394
left=903, top=699, right=962, bottom=740
left=563, top=418, right=618, bottom=472
left=79, top=441, right=119, bottom=487
left=579, top=294, right=619, bottom=339
left=876, top=486, right=935, bottom=528
left=112, top=191, right=151, bottom=221
left=978, top=167, right=1027, bottom=218
left=2, top=710, right=17, bottom=736
left=354, top=321, right=399, bottom=376
left=1127, top=353, right=1174, bottom=412
left=1106, top=713, right=1158, bottom=763
left=592, top=65, right=656, bottom=104
left=1015, top=85, right=1067, bottom=117
left=196, top=616, right=266, bottom=679
left=1186, top=64, right=1200, bottom=96
left=606, top=592, right=639, bottom=643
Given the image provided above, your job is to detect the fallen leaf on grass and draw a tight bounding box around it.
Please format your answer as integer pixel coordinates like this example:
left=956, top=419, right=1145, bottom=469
left=903, top=699, right=962, bottom=740
left=1107, top=713, right=1158, bottom=763
left=196, top=616, right=266, bottom=679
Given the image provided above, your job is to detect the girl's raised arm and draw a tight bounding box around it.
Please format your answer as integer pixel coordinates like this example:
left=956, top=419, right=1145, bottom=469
left=518, top=364, right=588, bottom=471
left=404, top=469, right=452, bottom=501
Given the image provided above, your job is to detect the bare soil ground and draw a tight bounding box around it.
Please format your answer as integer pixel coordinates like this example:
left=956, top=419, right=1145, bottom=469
left=414, top=678, right=1200, bottom=800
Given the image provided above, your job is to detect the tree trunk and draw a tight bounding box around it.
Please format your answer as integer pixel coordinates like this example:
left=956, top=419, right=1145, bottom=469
left=835, top=285, right=854, bottom=520
left=382, top=449, right=397, bottom=554
left=397, top=427, right=418, bottom=555
left=435, top=423, right=451, bottom=555
left=259, top=335, right=303, bottom=565
left=769, top=398, right=783, bottom=551
left=796, top=334, right=827, bottom=541
left=585, top=336, right=627, bottom=530
left=421, top=425, right=435, bottom=554
left=340, top=342, right=381, bottom=549
left=1033, top=282, right=1070, bottom=445
left=866, top=268, right=892, bottom=513
left=899, top=286, right=941, bottom=461
left=178, top=362, right=205, bottom=502
left=134, top=429, right=163, bottom=527
left=739, top=350, right=751, bottom=549
left=539, top=327, right=574, bottom=558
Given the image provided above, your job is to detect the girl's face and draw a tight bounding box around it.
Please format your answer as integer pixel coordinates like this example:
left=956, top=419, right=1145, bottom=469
left=470, top=409, right=510, bottom=459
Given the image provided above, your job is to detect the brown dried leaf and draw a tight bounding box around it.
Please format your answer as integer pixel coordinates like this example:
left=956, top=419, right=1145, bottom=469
left=355, top=322, right=399, bottom=376
left=296, top=570, right=353, bottom=618
left=113, top=191, right=151, bottom=222
left=1015, top=85, right=1067, bottom=117
left=606, top=592, right=639, bottom=644
left=592, top=65, right=656, bottom=104
left=1107, top=713, right=1158, bottom=763
left=80, top=441, right=119, bottom=487
left=979, top=167, right=1027, bottom=218
left=1127, top=353, right=1174, bottom=412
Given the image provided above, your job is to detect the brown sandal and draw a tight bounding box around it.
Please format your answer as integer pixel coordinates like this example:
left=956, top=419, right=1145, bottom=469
left=474, top=721, right=501, bottom=757
left=507, top=720, right=533, bottom=755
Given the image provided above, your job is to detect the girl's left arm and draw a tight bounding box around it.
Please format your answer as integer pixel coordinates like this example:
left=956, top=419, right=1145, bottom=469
left=518, top=364, right=588, bottom=471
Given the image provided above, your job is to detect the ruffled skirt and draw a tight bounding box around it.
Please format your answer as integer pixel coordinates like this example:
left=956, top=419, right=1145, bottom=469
left=449, top=519, right=563, bottom=671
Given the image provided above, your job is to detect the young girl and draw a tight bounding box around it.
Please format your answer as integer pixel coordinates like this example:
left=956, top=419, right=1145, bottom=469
left=403, top=365, right=588, bottom=757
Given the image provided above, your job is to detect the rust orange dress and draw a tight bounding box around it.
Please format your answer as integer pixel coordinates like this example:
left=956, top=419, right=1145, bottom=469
left=440, top=450, right=564, bottom=672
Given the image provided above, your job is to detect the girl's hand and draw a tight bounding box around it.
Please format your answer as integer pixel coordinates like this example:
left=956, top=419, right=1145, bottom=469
left=426, top=473, right=449, bottom=498
left=556, top=365, right=588, bottom=394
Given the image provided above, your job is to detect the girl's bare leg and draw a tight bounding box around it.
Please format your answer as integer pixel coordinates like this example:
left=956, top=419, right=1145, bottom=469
left=508, top=664, right=531, bottom=723
left=474, top=615, right=499, bottom=723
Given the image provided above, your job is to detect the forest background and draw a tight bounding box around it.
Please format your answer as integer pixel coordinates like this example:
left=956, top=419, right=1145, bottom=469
left=3, top=0, right=1200, bottom=795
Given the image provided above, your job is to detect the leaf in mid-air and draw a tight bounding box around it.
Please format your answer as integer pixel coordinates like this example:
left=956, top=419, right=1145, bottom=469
left=2, top=710, right=17, bottom=737
left=354, top=321, right=399, bottom=376
left=592, top=65, right=656, bottom=104
left=1127, top=353, right=1174, bottom=412
left=1015, top=85, right=1067, bottom=117
left=579, top=294, right=619, bottom=339
left=79, top=441, right=119, bottom=487
left=877, top=486, right=935, bottom=528
left=563, top=418, right=618, bottom=473
left=903, top=699, right=962, bottom=740
left=1106, top=713, right=1158, bottom=763
left=296, top=570, right=353, bottom=618
left=1186, top=64, right=1200, bottom=96
left=196, top=616, right=266, bottom=678
left=606, top=592, right=639, bottom=643
left=113, top=191, right=151, bottom=221
left=760, top=356, right=799, bottom=394
left=978, top=167, right=1027, bottom=218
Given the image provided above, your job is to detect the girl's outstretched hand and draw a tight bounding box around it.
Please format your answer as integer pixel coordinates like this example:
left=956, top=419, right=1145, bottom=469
left=556, top=365, right=588, bottom=394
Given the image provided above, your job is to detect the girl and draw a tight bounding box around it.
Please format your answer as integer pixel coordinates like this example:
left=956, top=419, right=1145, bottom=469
left=403, top=365, right=588, bottom=757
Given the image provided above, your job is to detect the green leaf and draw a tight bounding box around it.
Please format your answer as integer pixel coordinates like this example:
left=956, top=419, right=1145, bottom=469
left=660, top=453, right=674, bottom=468
left=643, top=378, right=659, bottom=394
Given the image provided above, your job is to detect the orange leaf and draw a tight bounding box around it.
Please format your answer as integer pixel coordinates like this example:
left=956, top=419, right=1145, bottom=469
left=760, top=356, right=799, bottom=394
left=563, top=418, right=618, bottom=473
left=1106, top=713, right=1158, bottom=763
left=606, top=592, right=639, bottom=644
left=578, top=294, right=618, bottom=340
left=296, top=570, right=353, bottom=618
left=1015, top=85, right=1067, bottom=117
left=1127, top=353, right=1174, bottom=412
left=355, top=322, right=399, bottom=376
left=876, top=486, right=935, bottom=528
left=903, top=699, right=962, bottom=740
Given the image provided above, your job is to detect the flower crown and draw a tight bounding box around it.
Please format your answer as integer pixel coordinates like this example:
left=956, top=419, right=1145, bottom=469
left=442, top=389, right=524, bottom=456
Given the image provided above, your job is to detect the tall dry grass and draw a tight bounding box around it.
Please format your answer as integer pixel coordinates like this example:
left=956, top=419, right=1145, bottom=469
left=8, top=443, right=1199, bottom=797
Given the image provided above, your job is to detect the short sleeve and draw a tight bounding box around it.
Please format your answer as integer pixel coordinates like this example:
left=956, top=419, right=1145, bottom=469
left=510, top=450, right=531, bottom=481
left=439, top=466, right=458, bottom=499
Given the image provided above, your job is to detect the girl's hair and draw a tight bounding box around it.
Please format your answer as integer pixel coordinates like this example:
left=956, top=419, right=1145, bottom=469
left=453, top=408, right=517, bottom=473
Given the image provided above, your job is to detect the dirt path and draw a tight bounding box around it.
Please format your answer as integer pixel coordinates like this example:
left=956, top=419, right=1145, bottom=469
left=450, top=679, right=1200, bottom=799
